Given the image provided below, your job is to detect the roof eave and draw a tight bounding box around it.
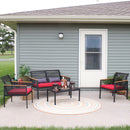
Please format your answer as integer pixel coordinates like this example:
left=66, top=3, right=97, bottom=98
left=1, top=15, right=130, bottom=24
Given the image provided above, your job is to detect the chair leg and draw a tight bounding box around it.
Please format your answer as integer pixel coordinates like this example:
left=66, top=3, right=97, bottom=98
left=99, top=87, right=101, bottom=99
left=4, top=95, right=5, bottom=107
left=126, top=89, right=128, bottom=99
left=11, top=96, right=13, bottom=102
left=37, top=88, right=39, bottom=99
left=26, top=95, right=28, bottom=109
left=70, top=90, right=72, bottom=98
left=31, top=91, right=33, bottom=103
left=113, top=92, right=116, bottom=102
left=68, top=91, right=71, bottom=96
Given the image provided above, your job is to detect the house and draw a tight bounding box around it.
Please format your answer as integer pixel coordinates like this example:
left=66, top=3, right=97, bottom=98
left=0, top=1, right=130, bottom=88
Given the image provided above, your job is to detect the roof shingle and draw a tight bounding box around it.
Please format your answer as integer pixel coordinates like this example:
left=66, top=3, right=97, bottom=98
left=2, top=1, right=130, bottom=16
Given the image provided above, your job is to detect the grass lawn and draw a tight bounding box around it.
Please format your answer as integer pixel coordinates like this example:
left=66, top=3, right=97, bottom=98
left=0, top=55, right=14, bottom=59
left=0, top=60, right=14, bottom=106
left=0, top=126, right=130, bottom=130
left=5, top=51, right=14, bottom=54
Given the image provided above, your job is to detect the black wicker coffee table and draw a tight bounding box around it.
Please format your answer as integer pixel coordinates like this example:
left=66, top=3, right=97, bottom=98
left=47, top=84, right=80, bottom=105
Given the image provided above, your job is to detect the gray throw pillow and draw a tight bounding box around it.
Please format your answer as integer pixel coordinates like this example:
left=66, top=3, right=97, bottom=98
left=49, top=77, right=60, bottom=82
left=37, top=78, right=47, bottom=83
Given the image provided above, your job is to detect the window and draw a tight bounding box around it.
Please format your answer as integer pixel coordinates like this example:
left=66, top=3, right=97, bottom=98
left=85, top=35, right=102, bottom=70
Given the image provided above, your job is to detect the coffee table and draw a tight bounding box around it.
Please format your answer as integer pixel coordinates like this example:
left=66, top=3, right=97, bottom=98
left=47, top=84, right=80, bottom=105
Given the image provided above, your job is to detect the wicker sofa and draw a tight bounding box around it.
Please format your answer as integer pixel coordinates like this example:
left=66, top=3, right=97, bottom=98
left=30, top=70, right=70, bottom=99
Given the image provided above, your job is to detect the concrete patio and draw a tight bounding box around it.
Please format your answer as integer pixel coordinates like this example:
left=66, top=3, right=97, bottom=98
left=0, top=90, right=130, bottom=128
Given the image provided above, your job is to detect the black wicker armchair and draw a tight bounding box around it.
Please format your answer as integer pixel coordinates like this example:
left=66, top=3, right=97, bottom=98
left=99, top=72, right=129, bottom=102
left=1, top=75, right=33, bottom=108
left=30, top=70, right=70, bottom=99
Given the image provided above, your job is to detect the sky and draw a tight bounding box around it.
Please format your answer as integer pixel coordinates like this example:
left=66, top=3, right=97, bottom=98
left=0, top=0, right=129, bottom=14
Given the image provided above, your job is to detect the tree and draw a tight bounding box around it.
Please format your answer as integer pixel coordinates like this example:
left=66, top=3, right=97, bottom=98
left=1, top=47, right=6, bottom=55
left=4, top=42, right=10, bottom=51
left=9, top=44, right=14, bottom=54
left=0, top=29, right=14, bottom=44
left=0, top=24, right=14, bottom=54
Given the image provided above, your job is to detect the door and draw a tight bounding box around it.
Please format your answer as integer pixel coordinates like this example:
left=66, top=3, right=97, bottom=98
left=79, top=29, right=107, bottom=87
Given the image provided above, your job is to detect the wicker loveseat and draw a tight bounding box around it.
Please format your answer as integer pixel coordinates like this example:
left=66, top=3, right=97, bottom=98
left=30, top=70, right=70, bottom=99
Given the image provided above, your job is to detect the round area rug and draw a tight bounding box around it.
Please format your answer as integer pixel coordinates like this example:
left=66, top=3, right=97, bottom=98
left=33, top=96, right=101, bottom=115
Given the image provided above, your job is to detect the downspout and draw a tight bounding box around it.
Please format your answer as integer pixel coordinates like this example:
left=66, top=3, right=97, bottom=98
left=0, top=24, right=17, bottom=79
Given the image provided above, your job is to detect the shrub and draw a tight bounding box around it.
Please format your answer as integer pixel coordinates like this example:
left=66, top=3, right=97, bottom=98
left=103, top=75, right=124, bottom=84
left=19, top=64, right=30, bottom=80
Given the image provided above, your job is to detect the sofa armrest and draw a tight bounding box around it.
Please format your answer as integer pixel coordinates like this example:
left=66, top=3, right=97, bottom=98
left=11, top=81, right=32, bottom=86
left=114, top=80, right=128, bottom=83
left=61, top=75, right=70, bottom=79
left=100, top=78, right=114, bottom=85
left=29, top=77, right=38, bottom=81
left=61, top=75, right=71, bottom=81
left=29, top=77, right=39, bottom=86
left=4, top=84, right=27, bottom=87
left=12, top=81, right=32, bottom=84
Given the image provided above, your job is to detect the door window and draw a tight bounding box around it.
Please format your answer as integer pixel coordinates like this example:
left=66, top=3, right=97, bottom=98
left=85, top=35, right=102, bottom=70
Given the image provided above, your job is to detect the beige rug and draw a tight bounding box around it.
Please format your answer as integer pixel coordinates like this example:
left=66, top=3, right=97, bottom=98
left=33, top=96, right=101, bottom=115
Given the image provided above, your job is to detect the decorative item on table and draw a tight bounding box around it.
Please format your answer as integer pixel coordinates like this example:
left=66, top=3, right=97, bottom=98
left=67, top=81, right=70, bottom=88
left=61, top=79, right=68, bottom=89
left=53, top=83, right=59, bottom=91
left=18, top=78, right=23, bottom=85
left=70, top=81, right=75, bottom=89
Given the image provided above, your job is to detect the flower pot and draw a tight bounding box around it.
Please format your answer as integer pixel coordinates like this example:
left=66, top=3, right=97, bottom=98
left=20, top=76, right=30, bottom=81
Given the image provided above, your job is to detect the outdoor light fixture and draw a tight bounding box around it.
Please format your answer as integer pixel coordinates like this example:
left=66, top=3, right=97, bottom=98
left=58, top=33, right=64, bottom=39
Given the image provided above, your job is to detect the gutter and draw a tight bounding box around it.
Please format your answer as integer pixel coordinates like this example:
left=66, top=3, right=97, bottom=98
left=0, top=15, right=130, bottom=23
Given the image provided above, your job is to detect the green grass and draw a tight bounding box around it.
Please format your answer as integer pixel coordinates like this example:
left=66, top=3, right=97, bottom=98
left=5, top=51, right=14, bottom=54
left=0, top=60, right=14, bottom=106
left=0, top=51, right=14, bottom=55
left=0, top=126, right=129, bottom=130
left=0, top=55, right=14, bottom=59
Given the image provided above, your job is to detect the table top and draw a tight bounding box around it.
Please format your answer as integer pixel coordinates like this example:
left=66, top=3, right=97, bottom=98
left=49, top=87, right=80, bottom=93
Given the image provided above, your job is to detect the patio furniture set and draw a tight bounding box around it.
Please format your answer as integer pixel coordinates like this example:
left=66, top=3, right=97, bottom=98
left=1, top=70, right=129, bottom=108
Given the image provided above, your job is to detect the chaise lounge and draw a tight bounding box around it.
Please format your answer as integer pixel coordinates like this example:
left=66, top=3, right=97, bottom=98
left=30, top=70, right=70, bottom=99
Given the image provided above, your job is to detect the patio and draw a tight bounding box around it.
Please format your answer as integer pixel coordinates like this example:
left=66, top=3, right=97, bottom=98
left=0, top=90, right=129, bottom=128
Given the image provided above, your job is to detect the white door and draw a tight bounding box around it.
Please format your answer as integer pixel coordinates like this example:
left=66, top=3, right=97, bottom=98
left=79, top=29, right=107, bottom=87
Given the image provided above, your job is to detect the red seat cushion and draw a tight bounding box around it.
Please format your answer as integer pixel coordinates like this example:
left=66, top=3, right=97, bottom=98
left=101, top=84, right=124, bottom=90
left=33, top=82, right=61, bottom=88
left=8, top=88, right=32, bottom=95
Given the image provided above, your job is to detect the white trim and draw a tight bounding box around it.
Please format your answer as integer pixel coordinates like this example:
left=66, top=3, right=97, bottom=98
left=106, top=29, right=108, bottom=79
left=14, top=30, right=17, bottom=79
left=78, top=31, right=80, bottom=87
left=79, top=28, right=108, bottom=87
left=1, top=15, right=130, bottom=23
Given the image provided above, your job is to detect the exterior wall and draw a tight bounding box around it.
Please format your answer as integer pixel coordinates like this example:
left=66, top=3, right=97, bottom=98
left=17, top=23, right=130, bottom=87
left=17, top=23, right=79, bottom=85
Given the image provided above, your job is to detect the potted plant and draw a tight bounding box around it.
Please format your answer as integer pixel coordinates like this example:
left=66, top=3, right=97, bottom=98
left=19, top=64, right=30, bottom=81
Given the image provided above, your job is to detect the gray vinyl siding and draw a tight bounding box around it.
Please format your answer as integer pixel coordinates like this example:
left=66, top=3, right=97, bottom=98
left=17, top=23, right=79, bottom=86
left=17, top=23, right=130, bottom=87
left=108, top=26, right=130, bottom=86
